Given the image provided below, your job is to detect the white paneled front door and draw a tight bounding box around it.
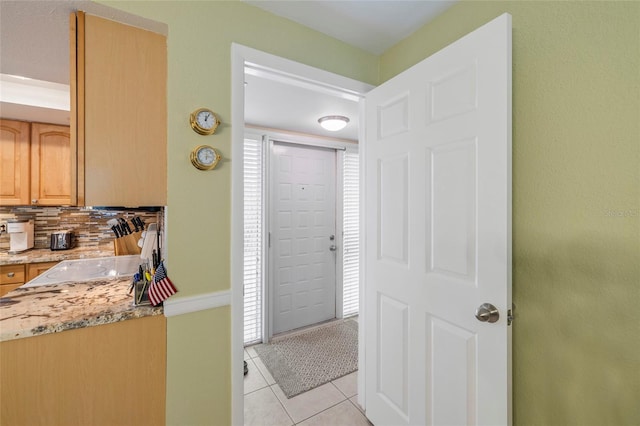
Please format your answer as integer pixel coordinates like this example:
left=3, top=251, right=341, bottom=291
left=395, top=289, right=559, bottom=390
left=271, top=142, right=337, bottom=335
left=364, top=14, right=512, bottom=426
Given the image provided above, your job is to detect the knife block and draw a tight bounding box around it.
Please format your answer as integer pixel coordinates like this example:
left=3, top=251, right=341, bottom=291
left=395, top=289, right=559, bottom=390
left=114, top=231, right=143, bottom=256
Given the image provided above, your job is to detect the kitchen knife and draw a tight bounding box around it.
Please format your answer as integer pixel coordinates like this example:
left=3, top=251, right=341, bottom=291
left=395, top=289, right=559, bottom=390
left=107, top=219, right=122, bottom=238
left=119, top=218, right=132, bottom=235
left=134, top=217, right=145, bottom=230
left=117, top=218, right=126, bottom=235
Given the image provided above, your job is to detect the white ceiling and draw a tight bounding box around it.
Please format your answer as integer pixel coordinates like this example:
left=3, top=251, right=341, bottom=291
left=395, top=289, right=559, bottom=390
left=0, top=0, right=452, bottom=138
left=244, top=0, right=455, bottom=55
left=244, top=72, right=362, bottom=140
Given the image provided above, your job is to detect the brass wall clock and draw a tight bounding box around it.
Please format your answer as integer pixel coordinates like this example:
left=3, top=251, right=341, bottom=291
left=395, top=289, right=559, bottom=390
left=190, top=145, right=221, bottom=170
left=190, top=108, right=220, bottom=135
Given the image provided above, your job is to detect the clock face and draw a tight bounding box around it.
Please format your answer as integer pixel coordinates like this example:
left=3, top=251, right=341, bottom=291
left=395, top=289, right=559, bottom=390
left=197, top=146, right=216, bottom=164
left=190, top=108, right=219, bottom=135
left=197, top=110, right=215, bottom=130
left=191, top=145, right=220, bottom=170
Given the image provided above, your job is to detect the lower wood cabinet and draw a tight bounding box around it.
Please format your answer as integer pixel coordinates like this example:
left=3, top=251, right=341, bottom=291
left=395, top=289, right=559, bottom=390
left=0, top=315, right=166, bottom=425
left=0, top=264, right=25, bottom=297
left=0, top=261, right=58, bottom=296
left=26, top=261, right=58, bottom=282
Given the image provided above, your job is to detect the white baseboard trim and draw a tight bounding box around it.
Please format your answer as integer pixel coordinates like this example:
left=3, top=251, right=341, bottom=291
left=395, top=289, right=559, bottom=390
left=163, top=289, right=232, bottom=317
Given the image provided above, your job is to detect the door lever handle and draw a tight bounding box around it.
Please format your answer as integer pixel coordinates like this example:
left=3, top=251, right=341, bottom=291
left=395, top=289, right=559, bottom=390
left=329, top=245, right=337, bottom=252
left=475, top=303, right=499, bottom=323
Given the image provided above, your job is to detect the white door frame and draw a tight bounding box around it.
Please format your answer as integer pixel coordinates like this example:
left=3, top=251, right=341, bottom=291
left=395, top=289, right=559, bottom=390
left=231, top=44, right=373, bottom=425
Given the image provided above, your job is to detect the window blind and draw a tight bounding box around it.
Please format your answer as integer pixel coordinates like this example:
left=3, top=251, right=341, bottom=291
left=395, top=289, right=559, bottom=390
left=243, top=137, right=263, bottom=344
left=342, top=151, right=360, bottom=317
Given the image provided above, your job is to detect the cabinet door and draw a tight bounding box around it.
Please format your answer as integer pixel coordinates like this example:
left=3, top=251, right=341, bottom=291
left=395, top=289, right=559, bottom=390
left=27, top=261, right=59, bottom=281
left=72, top=12, right=167, bottom=207
left=0, top=264, right=25, bottom=297
left=30, top=123, right=71, bottom=206
left=1, top=315, right=166, bottom=425
left=0, top=119, right=30, bottom=205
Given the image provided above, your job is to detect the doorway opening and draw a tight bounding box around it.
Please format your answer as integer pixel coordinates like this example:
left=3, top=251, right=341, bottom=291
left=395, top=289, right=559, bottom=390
left=231, top=43, right=373, bottom=425
left=242, top=132, right=360, bottom=345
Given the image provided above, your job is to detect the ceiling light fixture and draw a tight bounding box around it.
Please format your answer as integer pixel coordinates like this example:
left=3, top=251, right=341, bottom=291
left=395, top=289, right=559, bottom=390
left=318, top=115, right=349, bottom=131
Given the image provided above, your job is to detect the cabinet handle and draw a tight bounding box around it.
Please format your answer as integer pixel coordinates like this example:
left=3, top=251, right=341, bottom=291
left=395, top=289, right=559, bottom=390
left=7, top=272, right=15, bottom=278
left=32, top=199, right=38, bottom=204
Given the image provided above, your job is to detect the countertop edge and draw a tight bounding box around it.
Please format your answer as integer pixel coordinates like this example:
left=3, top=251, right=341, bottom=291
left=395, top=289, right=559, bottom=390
left=1, top=306, right=163, bottom=342
left=0, top=277, right=163, bottom=343
left=0, top=246, right=117, bottom=266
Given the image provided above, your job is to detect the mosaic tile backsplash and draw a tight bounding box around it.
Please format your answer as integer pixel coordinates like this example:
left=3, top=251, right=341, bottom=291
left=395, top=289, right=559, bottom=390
left=0, top=206, right=164, bottom=251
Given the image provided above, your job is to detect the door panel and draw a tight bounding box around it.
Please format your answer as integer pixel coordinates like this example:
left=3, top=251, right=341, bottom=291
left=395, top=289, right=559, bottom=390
left=377, top=294, right=409, bottom=419
left=430, top=138, right=476, bottom=279
left=427, top=63, right=477, bottom=123
left=364, top=14, right=512, bottom=426
left=428, top=316, right=477, bottom=426
left=271, top=143, right=337, bottom=334
left=379, top=155, right=408, bottom=263
left=378, top=94, right=410, bottom=138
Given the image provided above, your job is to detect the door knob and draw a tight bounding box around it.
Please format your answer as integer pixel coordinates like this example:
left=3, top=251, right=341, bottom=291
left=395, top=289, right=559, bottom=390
left=475, top=303, right=499, bottom=323
left=329, top=245, right=337, bottom=251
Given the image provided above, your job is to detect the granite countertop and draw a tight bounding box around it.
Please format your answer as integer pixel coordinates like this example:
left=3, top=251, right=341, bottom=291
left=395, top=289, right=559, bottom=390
left=0, top=277, right=163, bottom=342
left=0, top=245, right=115, bottom=266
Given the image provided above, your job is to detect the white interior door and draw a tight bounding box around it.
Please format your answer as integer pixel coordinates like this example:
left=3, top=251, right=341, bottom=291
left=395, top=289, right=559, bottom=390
left=364, top=14, right=512, bottom=426
left=271, top=142, right=337, bottom=335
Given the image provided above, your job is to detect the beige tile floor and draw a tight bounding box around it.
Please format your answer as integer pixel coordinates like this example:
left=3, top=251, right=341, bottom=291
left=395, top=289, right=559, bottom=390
left=244, top=347, right=372, bottom=426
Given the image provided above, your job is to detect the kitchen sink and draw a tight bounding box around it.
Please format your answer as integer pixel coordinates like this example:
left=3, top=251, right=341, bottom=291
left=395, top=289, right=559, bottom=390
left=24, top=255, right=141, bottom=287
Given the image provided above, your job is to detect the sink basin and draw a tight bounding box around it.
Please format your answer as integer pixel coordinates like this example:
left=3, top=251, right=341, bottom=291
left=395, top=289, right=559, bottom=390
left=24, top=255, right=141, bottom=287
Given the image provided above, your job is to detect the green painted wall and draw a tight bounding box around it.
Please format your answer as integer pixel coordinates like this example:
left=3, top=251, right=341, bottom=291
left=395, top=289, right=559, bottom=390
left=98, top=1, right=377, bottom=424
left=165, top=307, right=231, bottom=424
left=380, top=2, right=640, bottom=425
left=98, top=0, right=639, bottom=424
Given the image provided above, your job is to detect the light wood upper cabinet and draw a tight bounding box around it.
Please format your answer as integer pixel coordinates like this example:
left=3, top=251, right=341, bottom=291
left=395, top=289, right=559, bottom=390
left=0, top=119, right=30, bottom=205
left=30, top=123, right=71, bottom=206
left=71, top=12, right=167, bottom=207
left=1, top=120, right=70, bottom=206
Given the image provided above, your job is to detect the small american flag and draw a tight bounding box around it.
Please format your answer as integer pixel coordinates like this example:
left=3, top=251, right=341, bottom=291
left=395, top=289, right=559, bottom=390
left=148, top=261, right=177, bottom=306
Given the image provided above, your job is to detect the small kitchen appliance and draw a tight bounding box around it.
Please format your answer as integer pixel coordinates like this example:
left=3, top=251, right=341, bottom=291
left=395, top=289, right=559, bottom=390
left=7, top=219, right=34, bottom=253
left=50, top=230, right=74, bottom=251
